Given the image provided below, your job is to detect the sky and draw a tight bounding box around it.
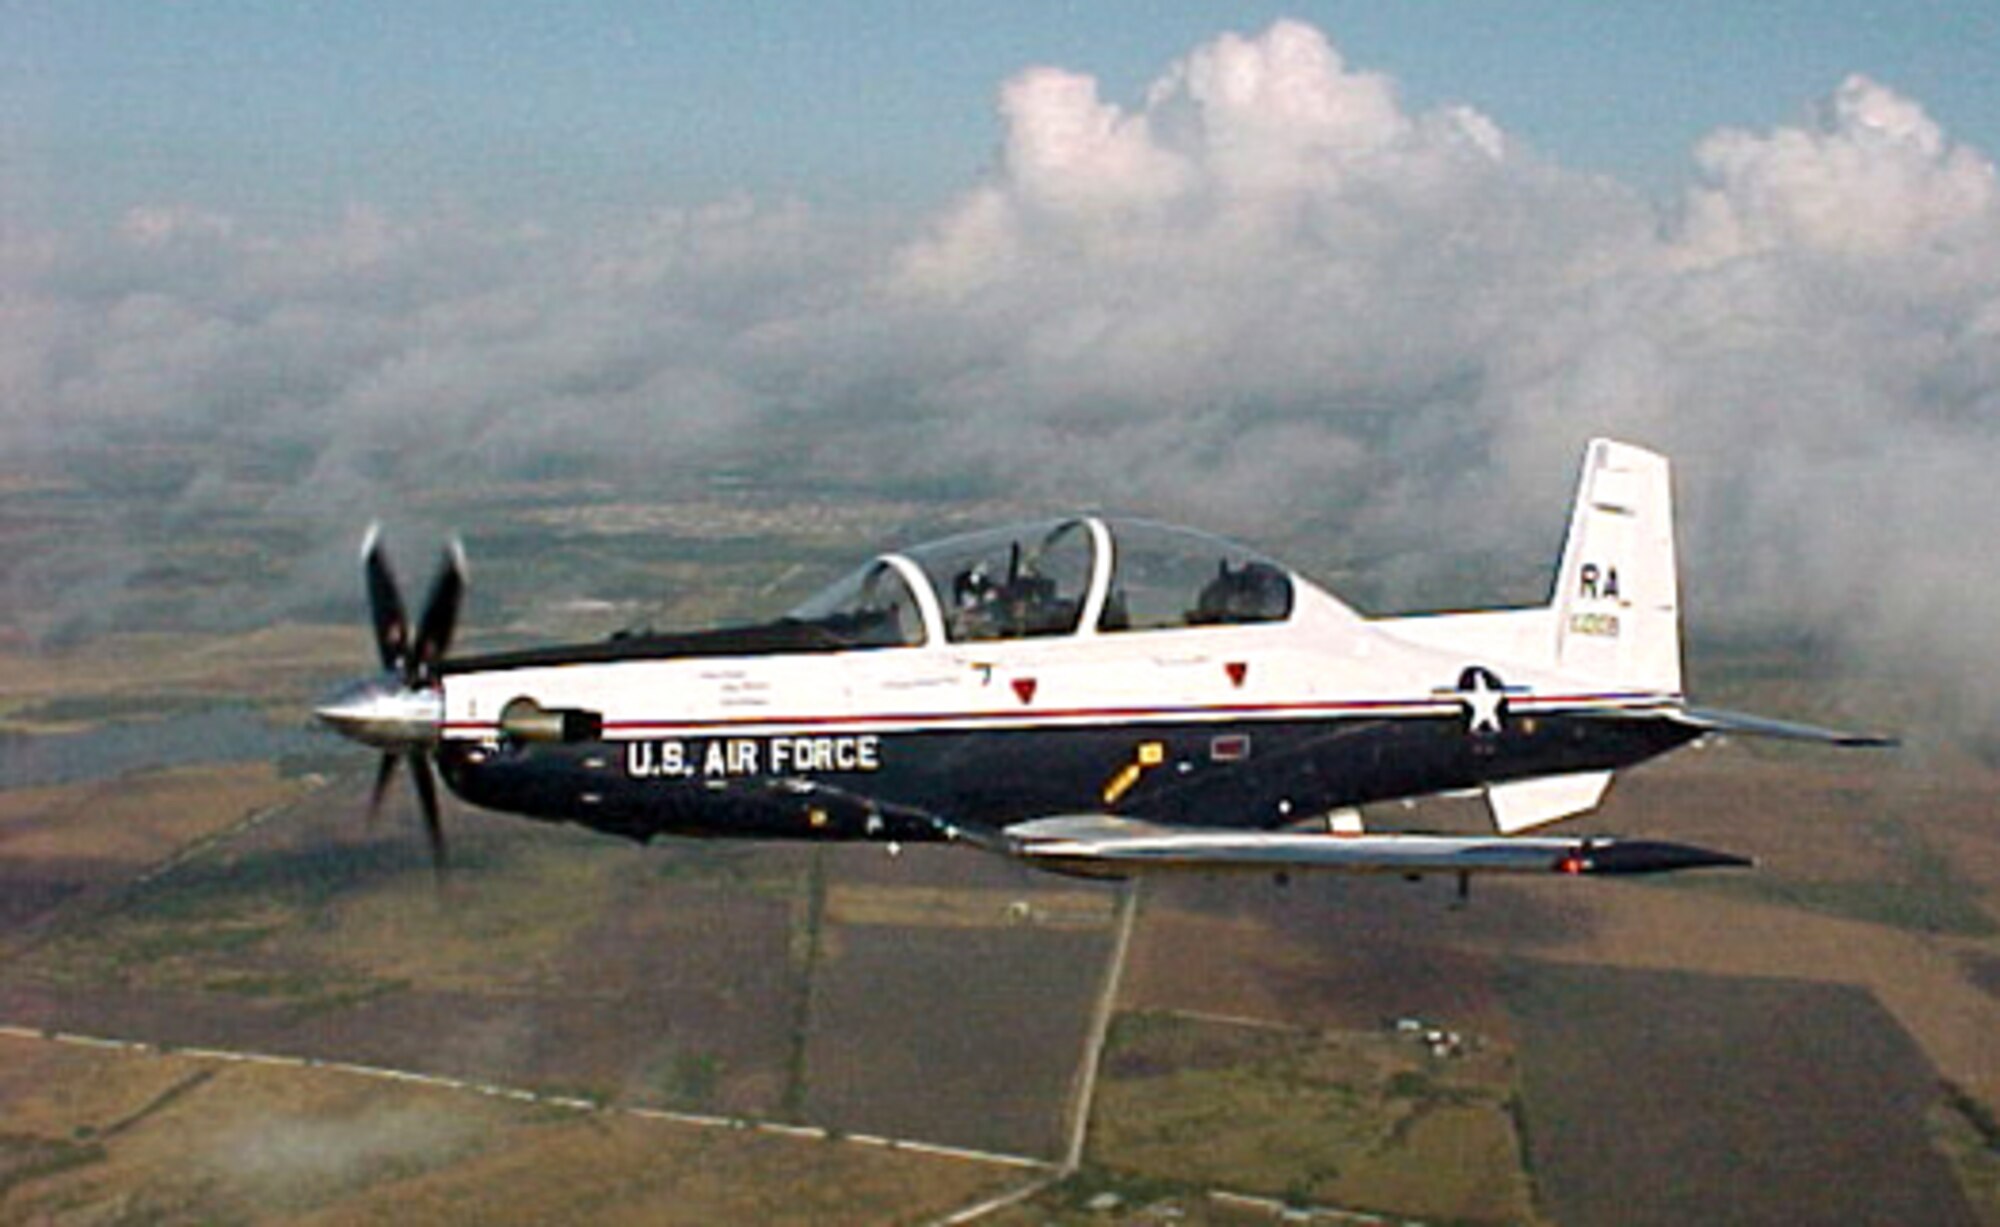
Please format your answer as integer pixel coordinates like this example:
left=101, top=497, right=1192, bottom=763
left=6, top=2, right=1999, bottom=223
left=6, top=4, right=2000, bottom=729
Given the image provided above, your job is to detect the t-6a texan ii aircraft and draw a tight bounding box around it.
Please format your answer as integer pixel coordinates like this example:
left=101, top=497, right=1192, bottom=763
left=315, top=439, right=1890, bottom=888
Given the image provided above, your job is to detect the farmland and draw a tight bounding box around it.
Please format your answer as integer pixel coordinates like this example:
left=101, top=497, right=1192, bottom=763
left=3, top=449, right=1999, bottom=1223
left=1505, top=963, right=1973, bottom=1226
left=0, top=1032, right=1020, bottom=1225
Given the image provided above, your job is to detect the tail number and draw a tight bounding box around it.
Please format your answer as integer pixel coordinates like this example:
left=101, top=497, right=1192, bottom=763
left=1568, top=612, right=1621, bottom=638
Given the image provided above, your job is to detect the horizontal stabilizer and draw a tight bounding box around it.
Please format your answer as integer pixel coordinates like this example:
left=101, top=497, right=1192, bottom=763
left=983, top=815, right=1746, bottom=880
left=1670, top=706, right=1898, bottom=748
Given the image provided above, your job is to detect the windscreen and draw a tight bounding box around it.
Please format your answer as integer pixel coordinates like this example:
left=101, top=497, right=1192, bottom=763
left=786, top=559, right=925, bottom=647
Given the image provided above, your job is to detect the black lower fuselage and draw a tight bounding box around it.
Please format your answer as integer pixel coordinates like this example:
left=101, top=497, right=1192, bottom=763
left=436, top=710, right=1699, bottom=845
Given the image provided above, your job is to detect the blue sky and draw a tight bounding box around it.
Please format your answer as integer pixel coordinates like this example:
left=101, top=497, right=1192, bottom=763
left=7, top=1, right=1998, bottom=225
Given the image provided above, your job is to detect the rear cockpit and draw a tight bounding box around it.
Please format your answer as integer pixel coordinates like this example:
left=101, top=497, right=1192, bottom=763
left=1094, top=518, right=1293, bottom=633
left=788, top=516, right=1307, bottom=648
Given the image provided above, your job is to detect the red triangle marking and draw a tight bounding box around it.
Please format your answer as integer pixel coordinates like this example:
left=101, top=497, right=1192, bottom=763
left=1012, top=677, right=1038, bottom=705
left=1225, top=661, right=1248, bottom=688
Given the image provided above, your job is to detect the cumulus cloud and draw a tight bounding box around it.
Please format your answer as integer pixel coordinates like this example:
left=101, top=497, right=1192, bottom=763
left=1681, top=74, right=1999, bottom=262
left=8, top=19, right=2000, bottom=726
left=881, top=24, right=2000, bottom=716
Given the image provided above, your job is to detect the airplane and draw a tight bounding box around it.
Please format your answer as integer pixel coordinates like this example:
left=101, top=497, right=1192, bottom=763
left=314, top=438, right=1891, bottom=890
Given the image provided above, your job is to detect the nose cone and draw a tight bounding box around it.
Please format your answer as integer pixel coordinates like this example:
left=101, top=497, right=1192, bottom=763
left=315, top=677, right=444, bottom=749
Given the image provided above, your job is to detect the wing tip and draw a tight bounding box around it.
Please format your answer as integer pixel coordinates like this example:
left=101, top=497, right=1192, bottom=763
left=1566, top=839, right=1752, bottom=876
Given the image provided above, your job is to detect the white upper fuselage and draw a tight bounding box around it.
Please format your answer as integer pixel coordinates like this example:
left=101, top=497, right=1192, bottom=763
left=439, top=516, right=1671, bottom=747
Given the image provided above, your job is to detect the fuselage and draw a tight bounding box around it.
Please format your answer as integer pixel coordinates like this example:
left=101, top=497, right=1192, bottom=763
left=431, top=517, right=1695, bottom=846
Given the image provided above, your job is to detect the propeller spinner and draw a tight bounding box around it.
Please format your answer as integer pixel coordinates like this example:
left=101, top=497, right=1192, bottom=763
left=314, top=525, right=466, bottom=874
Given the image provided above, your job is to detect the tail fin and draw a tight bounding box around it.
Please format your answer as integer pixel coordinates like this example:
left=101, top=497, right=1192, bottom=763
left=1550, top=439, right=1681, bottom=694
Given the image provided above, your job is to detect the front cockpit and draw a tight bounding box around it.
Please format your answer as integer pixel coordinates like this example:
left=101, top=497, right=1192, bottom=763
left=787, top=516, right=1307, bottom=649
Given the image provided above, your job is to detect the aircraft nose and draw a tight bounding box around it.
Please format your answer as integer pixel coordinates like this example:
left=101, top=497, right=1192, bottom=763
left=314, top=677, right=444, bottom=749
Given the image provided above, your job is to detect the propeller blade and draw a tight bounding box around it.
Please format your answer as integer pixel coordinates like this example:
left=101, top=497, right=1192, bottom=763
left=367, top=752, right=399, bottom=827
left=362, top=525, right=411, bottom=679
left=337, top=526, right=465, bottom=874
left=412, top=539, right=466, bottom=684
left=409, top=750, right=447, bottom=878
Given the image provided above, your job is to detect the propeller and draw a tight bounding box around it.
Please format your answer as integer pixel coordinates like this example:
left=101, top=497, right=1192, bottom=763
left=315, top=525, right=467, bottom=876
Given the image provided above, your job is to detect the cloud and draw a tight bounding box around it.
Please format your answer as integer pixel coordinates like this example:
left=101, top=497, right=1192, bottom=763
left=8, top=19, right=2000, bottom=726
left=1680, top=74, right=1999, bottom=262
left=879, top=27, right=2000, bottom=715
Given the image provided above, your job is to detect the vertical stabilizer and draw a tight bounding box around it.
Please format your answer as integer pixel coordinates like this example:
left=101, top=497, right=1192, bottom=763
left=1550, top=439, right=1681, bottom=694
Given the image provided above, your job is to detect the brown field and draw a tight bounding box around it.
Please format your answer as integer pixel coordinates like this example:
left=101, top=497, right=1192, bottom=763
left=0, top=763, right=304, bottom=871
left=0, top=778, right=1119, bottom=1216
left=826, top=882, right=1115, bottom=931
left=0, top=1034, right=1018, bottom=1225
left=1506, top=963, right=1976, bottom=1227
left=1604, top=755, right=1999, bottom=936
left=1111, top=740, right=2000, bottom=1223
left=804, top=918, right=1112, bottom=1158
left=5, top=745, right=1999, bottom=1222
left=1123, top=878, right=1522, bottom=1036
left=0, top=763, right=309, bottom=948
left=16, top=796, right=849, bottom=1120
left=0, top=626, right=365, bottom=721
left=1453, top=878, right=2000, bottom=1116
left=803, top=847, right=1123, bottom=1157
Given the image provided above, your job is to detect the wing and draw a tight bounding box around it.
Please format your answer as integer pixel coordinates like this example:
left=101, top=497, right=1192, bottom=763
left=943, top=814, right=1747, bottom=881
